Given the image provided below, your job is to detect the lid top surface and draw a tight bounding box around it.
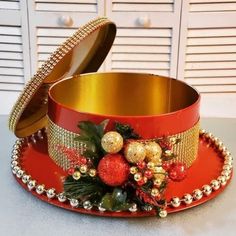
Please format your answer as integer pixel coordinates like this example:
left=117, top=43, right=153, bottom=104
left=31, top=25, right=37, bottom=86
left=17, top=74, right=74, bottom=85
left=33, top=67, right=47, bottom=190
left=8, top=17, right=116, bottom=138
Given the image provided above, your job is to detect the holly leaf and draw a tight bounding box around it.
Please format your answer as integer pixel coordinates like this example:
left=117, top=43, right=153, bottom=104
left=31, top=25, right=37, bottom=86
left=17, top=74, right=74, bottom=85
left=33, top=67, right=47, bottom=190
left=115, top=122, right=141, bottom=140
left=74, top=120, right=109, bottom=164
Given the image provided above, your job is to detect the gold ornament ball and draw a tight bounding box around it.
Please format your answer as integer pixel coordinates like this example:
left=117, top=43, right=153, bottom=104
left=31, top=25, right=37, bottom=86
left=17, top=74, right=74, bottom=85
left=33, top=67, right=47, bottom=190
left=80, top=165, right=88, bottom=174
left=145, top=142, right=162, bottom=162
left=101, top=131, right=124, bottom=153
left=89, top=169, right=97, bottom=177
left=124, top=141, right=146, bottom=163
left=73, top=171, right=81, bottom=180
left=130, top=166, right=138, bottom=175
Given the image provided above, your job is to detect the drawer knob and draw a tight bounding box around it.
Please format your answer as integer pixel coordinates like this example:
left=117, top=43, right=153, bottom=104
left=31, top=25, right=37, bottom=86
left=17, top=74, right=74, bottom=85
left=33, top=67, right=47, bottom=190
left=137, top=16, right=151, bottom=27
left=137, top=16, right=150, bottom=27
left=58, top=15, right=73, bottom=27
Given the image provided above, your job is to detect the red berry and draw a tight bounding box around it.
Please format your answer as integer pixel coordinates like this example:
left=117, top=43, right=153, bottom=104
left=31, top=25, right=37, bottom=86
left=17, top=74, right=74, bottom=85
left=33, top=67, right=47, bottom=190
left=98, top=154, right=130, bottom=186
left=137, top=161, right=146, bottom=170
left=68, top=168, right=75, bottom=175
left=144, top=170, right=153, bottom=179
left=162, top=162, right=171, bottom=171
left=137, top=179, right=146, bottom=186
left=168, top=162, right=187, bottom=181
left=80, top=157, right=87, bottom=165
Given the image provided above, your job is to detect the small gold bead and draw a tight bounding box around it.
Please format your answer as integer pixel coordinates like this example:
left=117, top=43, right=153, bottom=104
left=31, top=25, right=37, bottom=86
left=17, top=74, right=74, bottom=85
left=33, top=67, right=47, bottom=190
left=130, top=166, right=138, bottom=175
left=183, top=194, right=193, bottom=205
left=164, top=150, right=172, bottom=157
left=159, top=209, right=167, bottom=218
left=151, top=188, right=159, bottom=197
left=171, top=197, right=181, bottom=207
left=169, top=137, right=177, bottom=145
left=73, top=171, right=81, bottom=180
left=80, top=165, right=88, bottom=174
left=147, top=162, right=155, bottom=170
left=153, top=178, right=162, bottom=187
left=89, top=169, right=97, bottom=177
left=134, top=173, right=142, bottom=181
left=153, top=166, right=165, bottom=174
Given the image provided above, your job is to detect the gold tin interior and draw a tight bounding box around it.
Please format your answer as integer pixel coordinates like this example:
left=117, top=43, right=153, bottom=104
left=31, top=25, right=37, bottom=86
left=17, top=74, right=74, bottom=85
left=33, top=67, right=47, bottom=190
left=49, top=73, right=199, bottom=116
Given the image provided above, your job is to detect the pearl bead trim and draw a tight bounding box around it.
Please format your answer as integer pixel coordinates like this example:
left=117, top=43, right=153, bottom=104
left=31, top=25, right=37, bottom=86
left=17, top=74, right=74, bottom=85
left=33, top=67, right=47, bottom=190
left=11, top=130, right=233, bottom=216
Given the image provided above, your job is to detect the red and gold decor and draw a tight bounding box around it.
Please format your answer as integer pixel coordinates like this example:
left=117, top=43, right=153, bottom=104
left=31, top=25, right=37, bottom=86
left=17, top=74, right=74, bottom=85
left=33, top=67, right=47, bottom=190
left=8, top=17, right=233, bottom=218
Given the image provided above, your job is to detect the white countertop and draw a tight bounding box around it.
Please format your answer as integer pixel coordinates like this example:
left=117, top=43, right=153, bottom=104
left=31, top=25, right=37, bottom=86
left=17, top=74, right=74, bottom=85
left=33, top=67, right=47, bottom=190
left=1, top=116, right=236, bottom=236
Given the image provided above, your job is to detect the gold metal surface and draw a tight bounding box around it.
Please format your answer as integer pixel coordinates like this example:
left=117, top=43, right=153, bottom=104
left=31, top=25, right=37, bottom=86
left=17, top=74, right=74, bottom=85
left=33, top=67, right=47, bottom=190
left=48, top=117, right=200, bottom=170
left=8, top=17, right=116, bottom=137
left=49, top=73, right=199, bottom=116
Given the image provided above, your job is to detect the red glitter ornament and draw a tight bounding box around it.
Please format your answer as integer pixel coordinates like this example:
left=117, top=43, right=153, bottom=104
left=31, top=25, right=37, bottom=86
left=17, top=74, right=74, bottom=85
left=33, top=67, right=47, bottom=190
left=98, top=154, right=130, bottom=186
left=168, top=162, right=187, bottom=181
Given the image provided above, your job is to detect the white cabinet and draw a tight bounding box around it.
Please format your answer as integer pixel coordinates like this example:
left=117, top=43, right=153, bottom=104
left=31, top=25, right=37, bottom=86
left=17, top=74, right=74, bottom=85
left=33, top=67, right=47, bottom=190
left=105, top=0, right=181, bottom=78
left=177, top=0, right=236, bottom=117
left=1, top=0, right=236, bottom=117
left=0, top=0, right=30, bottom=114
left=27, top=0, right=103, bottom=74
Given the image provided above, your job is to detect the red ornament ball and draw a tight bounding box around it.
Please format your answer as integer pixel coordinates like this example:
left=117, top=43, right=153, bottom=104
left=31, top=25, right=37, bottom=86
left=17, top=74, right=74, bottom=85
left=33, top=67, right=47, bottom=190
left=98, top=154, right=130, bottom=186
left=168, top=162, right=187, bottom=181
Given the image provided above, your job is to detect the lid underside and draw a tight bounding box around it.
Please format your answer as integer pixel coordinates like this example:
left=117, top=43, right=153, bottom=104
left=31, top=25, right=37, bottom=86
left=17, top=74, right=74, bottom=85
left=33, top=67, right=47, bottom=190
left=8, top=17, right=116, bottom=138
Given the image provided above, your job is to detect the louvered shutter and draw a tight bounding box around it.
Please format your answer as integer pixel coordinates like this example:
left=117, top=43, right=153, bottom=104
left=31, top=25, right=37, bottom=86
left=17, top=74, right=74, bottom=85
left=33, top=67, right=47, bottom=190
left=0, top=0, right=30, bottom=114
left=27, top=0, right=103, bottom=74
left=178, top=0, right=236, bottom=117
left=105, top=0, right=181, bottom=77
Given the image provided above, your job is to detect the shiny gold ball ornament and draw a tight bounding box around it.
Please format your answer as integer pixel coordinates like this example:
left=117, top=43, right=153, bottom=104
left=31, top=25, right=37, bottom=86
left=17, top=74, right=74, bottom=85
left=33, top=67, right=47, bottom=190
left=124, top=141, right=146, bottom=163
left=145, top=142, right=162, bottom=163
left=72, top=171, right=81, bottom=180
left=101, top=131, right=124, bottom=154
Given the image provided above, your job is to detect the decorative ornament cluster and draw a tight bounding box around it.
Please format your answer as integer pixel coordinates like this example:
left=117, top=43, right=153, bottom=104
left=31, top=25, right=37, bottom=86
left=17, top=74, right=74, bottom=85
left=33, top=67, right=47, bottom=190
left=59, top=120, right=187, bottom=217
left=11, top=129, right=233, bottom=218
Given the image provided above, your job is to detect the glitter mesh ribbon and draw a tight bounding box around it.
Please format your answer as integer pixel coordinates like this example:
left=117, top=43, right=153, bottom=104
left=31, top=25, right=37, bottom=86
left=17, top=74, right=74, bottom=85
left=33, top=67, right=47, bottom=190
left=47, top=117, right=200, bottom=170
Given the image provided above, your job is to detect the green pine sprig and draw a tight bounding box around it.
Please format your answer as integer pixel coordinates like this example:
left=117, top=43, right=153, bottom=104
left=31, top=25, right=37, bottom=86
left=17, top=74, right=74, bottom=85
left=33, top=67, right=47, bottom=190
left=64, top=175, right=108, bottom=203
left=114, top=122, right=141, bottom=140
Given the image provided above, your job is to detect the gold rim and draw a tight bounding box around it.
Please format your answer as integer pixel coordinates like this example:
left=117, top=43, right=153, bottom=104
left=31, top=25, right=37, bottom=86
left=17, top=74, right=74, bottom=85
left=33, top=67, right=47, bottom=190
left=9, top=17, right=115, bottom=137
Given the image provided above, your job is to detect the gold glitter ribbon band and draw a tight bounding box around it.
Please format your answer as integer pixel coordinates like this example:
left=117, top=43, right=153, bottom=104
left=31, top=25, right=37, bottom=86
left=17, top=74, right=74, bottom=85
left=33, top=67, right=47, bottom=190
left=47, top=117, right=200, bottom=170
